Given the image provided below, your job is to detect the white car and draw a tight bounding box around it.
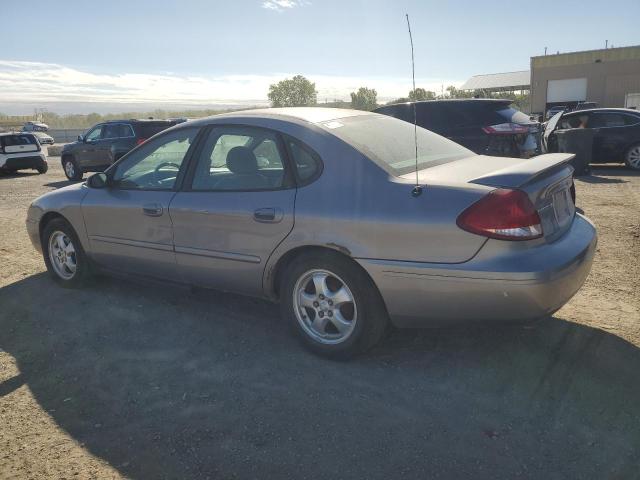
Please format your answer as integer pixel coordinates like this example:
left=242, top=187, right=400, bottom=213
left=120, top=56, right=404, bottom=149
left=0, top=132, right=48, bottom=174
left=32, top=131, right=55, bottom=145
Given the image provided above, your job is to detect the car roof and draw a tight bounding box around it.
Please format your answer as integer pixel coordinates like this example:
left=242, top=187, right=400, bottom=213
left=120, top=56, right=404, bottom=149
left=187, top=107, right=373, bottom=127
left=0, top=131, right=35, bottom=136
left=379, top=98, right=512, bottom=108
left=102, top=119, right=177, bottom=124
left=563, top=107, right=640, bottom=116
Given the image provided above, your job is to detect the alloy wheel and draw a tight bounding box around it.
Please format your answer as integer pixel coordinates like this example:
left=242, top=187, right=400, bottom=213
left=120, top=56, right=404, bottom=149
left=627, top=146, right=640, bottom=169
left=293, top=269, right=357, bottom=345
left=64, top=161, right=75, bottom=178
left=48, top=231, right=77, bottom=280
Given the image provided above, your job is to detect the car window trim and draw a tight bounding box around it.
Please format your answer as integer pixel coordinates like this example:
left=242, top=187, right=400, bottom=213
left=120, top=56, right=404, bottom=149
left=102, top=122, right=136, bottom=140
left=281, top=134, right=324, bottom=187
left=104, top=126, right=204, bottom=192
left=180, top=124, right=297, bottom=193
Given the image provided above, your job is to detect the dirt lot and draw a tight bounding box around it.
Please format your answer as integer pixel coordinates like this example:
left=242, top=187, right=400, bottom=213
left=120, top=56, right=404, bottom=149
left=1, top=159, right=639, bottom=479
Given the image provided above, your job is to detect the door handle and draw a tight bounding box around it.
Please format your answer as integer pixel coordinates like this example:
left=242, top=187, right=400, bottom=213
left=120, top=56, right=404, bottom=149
left=253, top=207, right=283, bottom=223
left=142, top=203, right=163, bottom=217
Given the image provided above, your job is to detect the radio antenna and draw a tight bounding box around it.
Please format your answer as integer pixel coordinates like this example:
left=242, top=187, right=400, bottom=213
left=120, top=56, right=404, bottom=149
left=406, top=14, right=422, bottom=197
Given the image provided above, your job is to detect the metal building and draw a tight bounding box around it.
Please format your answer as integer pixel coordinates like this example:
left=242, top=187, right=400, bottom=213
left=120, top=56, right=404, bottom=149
left=459, top=71, right=530, bottom=93
left=530, top=45, right=640, bottom=115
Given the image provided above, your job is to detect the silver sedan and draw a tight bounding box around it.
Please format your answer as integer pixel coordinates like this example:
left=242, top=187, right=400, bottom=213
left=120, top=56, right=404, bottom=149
left=26, top=108, right=597, bottom=358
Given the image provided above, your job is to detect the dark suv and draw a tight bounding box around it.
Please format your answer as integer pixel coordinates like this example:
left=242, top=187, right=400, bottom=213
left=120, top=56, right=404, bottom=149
left=61, top=119, right=179, bottom=180
left=374, top=99, right=539, bottom=158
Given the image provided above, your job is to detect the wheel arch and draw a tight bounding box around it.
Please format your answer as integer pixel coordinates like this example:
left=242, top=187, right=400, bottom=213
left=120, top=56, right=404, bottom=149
left=39, top=211, right=71, bottom=245
left=266, top=244, right=385, bottom=308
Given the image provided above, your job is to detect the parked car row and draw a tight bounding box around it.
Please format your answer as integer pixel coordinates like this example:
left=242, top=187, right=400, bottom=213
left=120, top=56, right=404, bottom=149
left=374, top=99, right=540, bottom=158
left=542, top=108, right=640, bottom=169
left=27, top=108, right=596, bottom=357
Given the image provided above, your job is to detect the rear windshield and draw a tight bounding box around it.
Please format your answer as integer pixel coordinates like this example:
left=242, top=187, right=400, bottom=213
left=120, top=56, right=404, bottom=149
left=1, top=134, right=38, bottom=147
left=134, top=122, right=176, bottom=139
left=496, top=106, right=532, bottom=124
left=324, top=115, right=473, bottom=176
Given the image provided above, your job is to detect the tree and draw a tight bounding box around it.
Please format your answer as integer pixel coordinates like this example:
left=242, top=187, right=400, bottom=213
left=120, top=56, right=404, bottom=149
left=408, top=88, right=435, bottom=101
left=445, top=85, right=473, bottom=99
left=268, top=75, right=317, bottom=107
left=350, top=87, right=378, bottom=111
left=386, top=97, right=410, bottom=105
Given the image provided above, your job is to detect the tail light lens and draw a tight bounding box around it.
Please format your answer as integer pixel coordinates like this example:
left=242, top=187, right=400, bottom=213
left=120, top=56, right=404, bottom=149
left=457, top=189, right=543, bottom=241
left=136, top=138, right=147, bottom=146
left=482, top=123, right=530, bottom=135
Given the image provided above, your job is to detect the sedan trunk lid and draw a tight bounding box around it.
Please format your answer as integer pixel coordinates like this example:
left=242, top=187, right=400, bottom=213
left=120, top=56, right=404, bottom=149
left=407, top=153, right=576, bottom=242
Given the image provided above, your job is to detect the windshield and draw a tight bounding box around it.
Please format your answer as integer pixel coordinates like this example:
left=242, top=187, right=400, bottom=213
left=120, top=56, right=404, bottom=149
left=324, top=114, right=473, bottom=176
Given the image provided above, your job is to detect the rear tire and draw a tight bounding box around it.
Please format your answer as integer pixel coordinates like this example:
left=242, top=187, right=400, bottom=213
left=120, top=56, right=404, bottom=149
left=280, top=251, right=388, bottom=359
left=37, top=163, right=48, bottom=174
left=62, top=156, right=82, bottom=180
left=42, top=218, right=92, bottom=288
left=624, top=143, right=640, bottom=170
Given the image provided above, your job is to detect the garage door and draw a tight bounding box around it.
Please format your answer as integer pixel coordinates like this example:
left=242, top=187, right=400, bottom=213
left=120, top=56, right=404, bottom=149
left=547, top=78, right=587, bottom=103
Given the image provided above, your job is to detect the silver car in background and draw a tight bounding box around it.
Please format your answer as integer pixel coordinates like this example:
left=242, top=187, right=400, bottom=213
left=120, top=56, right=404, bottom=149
left=26, top=108, right=597, bottom=358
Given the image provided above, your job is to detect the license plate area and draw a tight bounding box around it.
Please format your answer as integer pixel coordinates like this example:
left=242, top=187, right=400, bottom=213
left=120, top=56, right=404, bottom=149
left=552, top=187, right=575, bottom=229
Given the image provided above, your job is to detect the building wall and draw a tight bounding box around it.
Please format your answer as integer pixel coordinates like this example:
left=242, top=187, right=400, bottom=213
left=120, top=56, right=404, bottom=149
left=530, top=46, right=640, bottom=113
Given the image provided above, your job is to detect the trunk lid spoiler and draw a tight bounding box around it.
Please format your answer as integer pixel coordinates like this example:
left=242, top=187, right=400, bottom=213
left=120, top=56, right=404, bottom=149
left=469, top=153, right=575, bottom=189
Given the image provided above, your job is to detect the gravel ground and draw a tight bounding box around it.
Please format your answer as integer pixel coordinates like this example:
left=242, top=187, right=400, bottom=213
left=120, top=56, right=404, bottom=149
left=1, top=159, right=639, bottom=479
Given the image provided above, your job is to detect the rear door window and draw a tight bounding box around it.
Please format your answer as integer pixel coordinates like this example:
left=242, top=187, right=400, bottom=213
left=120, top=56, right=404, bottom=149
left=590, top=113, right=627, bottom=128
left=286, top=138, right=322, bottom=183
left=134, top=122, right=176, bottom=139
left=1, top=134, right=38, bottom=147
left=103, top=123, right=134, bottom=139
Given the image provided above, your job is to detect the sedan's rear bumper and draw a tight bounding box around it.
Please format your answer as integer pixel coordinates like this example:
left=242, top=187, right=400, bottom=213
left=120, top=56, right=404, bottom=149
left=357, top=214, right=597, bottom=328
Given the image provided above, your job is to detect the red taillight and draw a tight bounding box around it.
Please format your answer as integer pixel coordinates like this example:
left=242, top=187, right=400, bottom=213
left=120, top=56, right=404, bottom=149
left=136, top=138, right=147, bottom=146
left=482, top=123, right=529, bottom=135
left=457, top=189, right=543, bottom=241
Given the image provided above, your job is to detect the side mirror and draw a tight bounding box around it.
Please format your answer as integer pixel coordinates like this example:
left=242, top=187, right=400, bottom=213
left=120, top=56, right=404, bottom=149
left=78, top=135, right=84, bottom=142
left=87, top=172, right=108, bottom=189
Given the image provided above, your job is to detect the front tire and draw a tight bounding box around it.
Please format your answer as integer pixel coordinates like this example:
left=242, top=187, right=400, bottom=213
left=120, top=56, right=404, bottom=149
left=280, top=252, right=388, bottom=359
left=42, top=218, right=91, bottom=288
left=625, top=143, right=640, bottom=170
left=62, top=156, right=82, bottom=180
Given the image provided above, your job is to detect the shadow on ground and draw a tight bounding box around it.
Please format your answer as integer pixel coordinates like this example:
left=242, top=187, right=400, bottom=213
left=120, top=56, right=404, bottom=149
left=43, top=179, right=79, bottom=189
left=1, top=274, right=639, bottom=479
left=0, top=171, right=41, bottom=180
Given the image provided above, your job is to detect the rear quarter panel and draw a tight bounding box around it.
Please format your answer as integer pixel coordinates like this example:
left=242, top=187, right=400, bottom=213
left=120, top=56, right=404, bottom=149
left=261, top=120, right=491, bottom=295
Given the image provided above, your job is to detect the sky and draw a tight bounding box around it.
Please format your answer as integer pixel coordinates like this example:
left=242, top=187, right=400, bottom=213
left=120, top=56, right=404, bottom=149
left=1, top=0, right=639, bottom=114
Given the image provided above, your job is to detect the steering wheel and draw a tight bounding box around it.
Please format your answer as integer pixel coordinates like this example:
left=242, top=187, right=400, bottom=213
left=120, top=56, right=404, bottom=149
left=153, top=162, right=181, bottom=185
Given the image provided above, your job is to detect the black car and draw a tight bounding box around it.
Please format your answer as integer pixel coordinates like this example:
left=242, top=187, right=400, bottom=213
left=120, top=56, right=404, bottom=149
left=543, top=108, right=640, bottom=170
left=374, top=99, right=539, bottom=158
left=61, top=119, right=179, bottom=180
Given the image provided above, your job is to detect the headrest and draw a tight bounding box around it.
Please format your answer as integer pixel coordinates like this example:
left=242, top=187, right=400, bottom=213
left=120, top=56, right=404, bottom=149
left=226, top=146, right=258, bottom=174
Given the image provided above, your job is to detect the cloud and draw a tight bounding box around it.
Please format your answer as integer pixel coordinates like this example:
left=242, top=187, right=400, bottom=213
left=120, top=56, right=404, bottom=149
left=262, top=0, right=306, bottom=11
left=0, top=60, right=461, bottom=113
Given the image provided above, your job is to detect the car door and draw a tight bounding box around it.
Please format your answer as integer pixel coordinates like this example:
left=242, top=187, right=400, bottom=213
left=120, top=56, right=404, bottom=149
left=77, top=124, right=104, bottom=168
left=97, top=123, right=131, bottom=168
left=589, top=112, right=635, bottom=161
left=81, top=127, right=200, bottom=279
left=169, top=125, right=296, bottom=297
